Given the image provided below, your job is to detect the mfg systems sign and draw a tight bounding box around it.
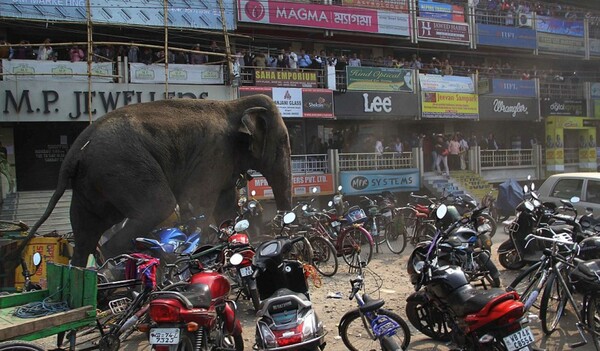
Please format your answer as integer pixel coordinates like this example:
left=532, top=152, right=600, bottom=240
left=340, top=169, right=420, bottom=195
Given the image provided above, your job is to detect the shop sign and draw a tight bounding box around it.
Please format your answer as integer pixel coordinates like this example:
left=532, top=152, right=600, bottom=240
left=536, top=16, right=583, bottom=37
left=537, top=32, right=585, bottom=56
left=239, top=87, right=334, bottom=118
left=248, top=173, right=334, bottom=199
left=421, top=92, right=478, bottom=119
left=0, top=0, right=235, bottom=30
left=238, top=0, right=410, bottom=36
left=490, top=79, right=536, bottom=97
left=342, top=0, right=408, bottom=12
left=479, top=96, right=538, bottom=121
left=129, top=63, right=223, bottom=84
left=476, top=24, right=536, bottom=49
left=0, top=81, right=234, bottom=122
left=417, top=18, right=470, bottom=44
left=254, top=68, right=318, bottom=88
left=419, top=74, right=474, bottom=93
left=418, top=1, right=464, bottom=22
left=2, top=59, right=113, bottom=82
left=340, top=169, right=420, bottom=195
left=346, top=67, right=413, bottom=92
left=541, top=98, right=586, bottom=117
left=333, top=91, right=418, bottom=119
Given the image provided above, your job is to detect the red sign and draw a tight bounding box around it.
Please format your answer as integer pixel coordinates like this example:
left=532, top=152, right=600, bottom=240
left=417, top=18, right=470, bottom=44
left=248, top=174, right=335, bottom=200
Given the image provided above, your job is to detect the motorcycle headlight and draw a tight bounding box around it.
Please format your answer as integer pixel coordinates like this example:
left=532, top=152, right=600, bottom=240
left=238, top=196, right=247, bottom=207
left=248, top=201, right=257, bottom=209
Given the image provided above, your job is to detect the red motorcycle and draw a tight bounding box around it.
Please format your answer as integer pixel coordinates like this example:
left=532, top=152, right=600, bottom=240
left=144, top=257, right=244, bottom=351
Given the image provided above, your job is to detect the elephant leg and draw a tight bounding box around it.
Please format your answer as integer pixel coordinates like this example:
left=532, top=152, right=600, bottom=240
left=70, top=197, right=116, bottom=267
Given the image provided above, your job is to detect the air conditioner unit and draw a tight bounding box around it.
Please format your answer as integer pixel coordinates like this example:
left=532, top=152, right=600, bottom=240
left=518, top=12, right=532, bottom=27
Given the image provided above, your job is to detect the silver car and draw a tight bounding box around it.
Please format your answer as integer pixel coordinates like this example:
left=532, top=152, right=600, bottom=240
left=538, top=172, right=600, bottom=215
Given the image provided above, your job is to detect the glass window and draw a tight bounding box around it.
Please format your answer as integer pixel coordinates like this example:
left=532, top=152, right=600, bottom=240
left=586, top=180, right=600, bottom=204
left=550, top=179, right=583, bottom=200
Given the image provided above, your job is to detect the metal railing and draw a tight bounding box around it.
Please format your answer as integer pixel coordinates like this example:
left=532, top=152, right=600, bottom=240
left=474, top=9, right=525, bottom=27
left=291, top=154, right=329, bottom=174
left=564, top=148, right=579, bottom=165
left=338, top=152, right=412, bottom=171
left=480, top=149, right=534, bottom=169
left=540, top=82, right=584, bottom=99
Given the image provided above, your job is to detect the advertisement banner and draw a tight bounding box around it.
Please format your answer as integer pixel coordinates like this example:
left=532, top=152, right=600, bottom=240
left=346, top=67, right=413, bottom=92
left=590, top=38, right=600, bottom=57
left=545, top=125, right=564, bottom=170
left=418, top=1, right=464, bottom=22
left=537, top=32, right=585, bottom=56
left=2, top=59, right=113, bottom=82
left=578, top=129, right=597, bottom=170
left=591, top=83, right=600, bottom=99
left=0, top=81, right=234, bottom=122
left=0, top=0, right=235, bottom=30
left=540, top=98, right=586, bottom=117
left=479, top=96, right=538, bottom=121
left=334, top=91, right=418, bottom=119
left=129, top=63, right=223, bottom=84
left=476, top=24, right=536, bottom=49
left=419, top=74, right=474, bottom=93
left=421, top=92, right=478, bottom=119
left=417, top=19, right=470, bottom=44
left=254, top=68, right=318, bottom=88
left=248, top=173, right=334, bottom=199
left=340, top=169, right=420, bottom=195
left=342, top=0, right=408, bottom=12
left=239, top=87, right=334, bottom=118
left=490, top=79, right=536, bottom=97
left=536, top=15, right=584, bottom=37
left=238, top=0, right=410, bottom=36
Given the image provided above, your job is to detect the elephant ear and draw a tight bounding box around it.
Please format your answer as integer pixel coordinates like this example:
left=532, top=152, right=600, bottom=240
left=239, top=107, right=268, bottom=159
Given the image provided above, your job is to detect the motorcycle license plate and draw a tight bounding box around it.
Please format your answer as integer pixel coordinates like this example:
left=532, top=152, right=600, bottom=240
left=150, top=328, right=180, bottom=345
left=503, top=327, right=534, bottom=351
left=239, top=266, right=253, bottom=277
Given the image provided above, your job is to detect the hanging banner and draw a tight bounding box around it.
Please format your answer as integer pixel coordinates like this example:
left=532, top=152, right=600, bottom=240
left=417, top=19, right=470, bottom=44
left=254, top=68, right=318, bottom=88
left=2, top=59, right=113, bottom=82
left=419, top=74, right=474, bottom=93
left=540, top=98, right=586, bottom=117
left=129, top=63, right=223, bottom=84
left=421, top=92, right=478, bottom=119
left=248, top=173, right=335, bottom=199
left=239, top=87, right=334, bottom=118
left=346, top=67, right=414, bottom=92
left=238, top=0, right=410, bottom=36
left=478, top=96, right=538, bottom=121
left=418, top=1, right=464, bottom=22
left=490, top=79, right=536, bottom=97
left=476, top=24, right=536, bottom=49
left=579, top=129, right=597, bottom=171
left=536, top=16, right=584, bottom=37
left=340, top=169, right=420, bottom=195
left=537, top=32, right=585, bottom=56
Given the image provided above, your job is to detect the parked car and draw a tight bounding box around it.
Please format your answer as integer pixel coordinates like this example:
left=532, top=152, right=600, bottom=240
left=537, top=172, right=600, bottom=214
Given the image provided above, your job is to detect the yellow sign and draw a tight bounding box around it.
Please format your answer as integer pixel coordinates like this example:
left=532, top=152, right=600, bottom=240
left=421, top=92, right=478, bottom=119
left=547, top=115, right=584, bottom=128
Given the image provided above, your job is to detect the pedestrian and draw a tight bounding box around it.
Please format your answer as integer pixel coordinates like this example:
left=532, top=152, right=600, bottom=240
left=434, top=134, right=450, bottom=176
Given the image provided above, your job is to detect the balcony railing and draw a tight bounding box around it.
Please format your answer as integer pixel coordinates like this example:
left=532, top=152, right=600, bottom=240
left=338, top=152, right=412, bottom=171
left=291, top=154, right=329, bottom=174
left=480, top=149, right=534, bottom=169
left=539, top=82, right=584, bottom=99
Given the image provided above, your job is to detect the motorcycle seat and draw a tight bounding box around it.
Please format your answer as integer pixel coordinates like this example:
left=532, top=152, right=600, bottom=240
left=447, top=285, right=509, bottom=317
left=266, top=288, right=309, bottom=303
left=359, top=294, right=385, bottom=313
left=548, top=224, right=573, bottom=235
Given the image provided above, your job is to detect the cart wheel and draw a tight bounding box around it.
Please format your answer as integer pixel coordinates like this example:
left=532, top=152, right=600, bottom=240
left=99, top=334, right=120, bottom=351
left=0, top=341, right=45, bottom=351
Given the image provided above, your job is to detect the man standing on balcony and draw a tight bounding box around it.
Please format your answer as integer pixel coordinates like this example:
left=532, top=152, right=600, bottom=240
left=297, top=49, right=312, bottom=69
left=287, top=47, right=298, bottom=69
left=486, top=133, right=499, bottom=150
left=348, top=53, right=361, bottom=67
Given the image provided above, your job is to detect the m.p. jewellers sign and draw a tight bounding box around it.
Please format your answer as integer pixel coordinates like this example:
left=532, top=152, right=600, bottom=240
left=0, top=81, right=234, bottom=122
left=479, top=96, right=539, bottom=121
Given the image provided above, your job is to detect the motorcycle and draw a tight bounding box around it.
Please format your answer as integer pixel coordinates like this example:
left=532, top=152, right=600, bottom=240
left=405, top=204, right=534, bottom=350
left=145, top=256, right=244, bottom=351
left=250, top=212, right=327, bottom=351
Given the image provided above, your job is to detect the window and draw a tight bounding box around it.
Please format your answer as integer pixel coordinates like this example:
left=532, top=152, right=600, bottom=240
left=550, top=178, right=583, bottom=200
left=586, top=180, right=600, bottom=204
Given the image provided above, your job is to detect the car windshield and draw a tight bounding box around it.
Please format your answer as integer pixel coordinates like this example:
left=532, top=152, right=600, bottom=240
left=550, top=178, right=583, bottom=200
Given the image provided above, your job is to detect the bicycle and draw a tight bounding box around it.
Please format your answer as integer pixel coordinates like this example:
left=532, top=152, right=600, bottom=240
left=338, top=260, right=411, bottom=351
left=359, top=194, right=406, bottom=255
left=506, top=231, right=600, bottom=349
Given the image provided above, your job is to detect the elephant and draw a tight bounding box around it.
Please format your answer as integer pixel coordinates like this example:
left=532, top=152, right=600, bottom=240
left=17, top=94, right=292, bottom=267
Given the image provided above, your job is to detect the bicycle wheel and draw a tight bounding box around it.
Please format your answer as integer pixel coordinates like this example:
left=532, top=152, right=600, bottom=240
left=340, top=227, right=373, bottom=268
left=308, top=236, right=338, bottom=277
left=416, top=223, right=436, bottom=243
left=338, top=308, right=411, bottom=351
left=540, top=272, right=568, bottom=335
left=587, top=294, right=600, bottom=351
left=384, top=219, right=407, bottom=254
left=506, top=262, right=543, bottom=311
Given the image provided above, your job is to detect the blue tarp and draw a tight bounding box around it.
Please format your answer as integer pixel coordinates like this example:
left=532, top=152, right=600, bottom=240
left=497, top=178, right=524, bottom=217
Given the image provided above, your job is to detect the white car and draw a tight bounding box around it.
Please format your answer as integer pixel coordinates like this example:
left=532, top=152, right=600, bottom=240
left=537, top=172, right=600, bottom=215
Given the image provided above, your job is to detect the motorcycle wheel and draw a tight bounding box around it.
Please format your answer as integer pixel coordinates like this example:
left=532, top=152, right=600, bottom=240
left=308, top=235, right=338, bottom=277
left=338, top=308, right=410, bottom=351
left=249, top=285, right=261, bottom=311
left=498, top=249, right=526, bottom=270
left=587, top=294, right=600, bottom=351
left=416, top=223, right=436, bottom=244
left=478, top=252, right=501, bottom=288
left=405, top=299, right=451, bottom=341
left=178, top=331, right=195, bottom=351
left=478, top=213, right=498, bottom=238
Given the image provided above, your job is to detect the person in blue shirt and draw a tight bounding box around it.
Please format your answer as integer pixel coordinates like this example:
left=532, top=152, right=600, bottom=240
left=297, top=49, right=312, bottom=69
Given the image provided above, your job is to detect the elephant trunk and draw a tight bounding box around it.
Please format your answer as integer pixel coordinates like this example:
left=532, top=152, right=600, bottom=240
left=263, top=158, right=292, bottom=211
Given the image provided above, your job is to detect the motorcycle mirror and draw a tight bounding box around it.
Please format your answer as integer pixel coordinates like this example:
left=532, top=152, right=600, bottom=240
left=32, top=252, right=42, bottom=269
left=230, top=253, right=244, bottom=266
left=436, top=204, right=448, bottom=219
left=328, top=201, right=333, bottom=207
left=312, top=187, right=318, bottom=194
left=283, top=212, right=296, bottom=225
left=531, top=191, right=539, bottom=200
left=525, top=201, right=535, bottom=211
left=337, top=185, right=343, bottom=192
left=302, top=204, right=308, bottom=211
left=234, top=219, right=250, bottom=232
left=531, top=182, right=535, bottom=191
left=523, top=185, right=529, bottom=193
left=251, top=190, right=256, bottom=196
left=570, top=196, right=580, bottom=204
left=527, top=175, right=532, bottom=180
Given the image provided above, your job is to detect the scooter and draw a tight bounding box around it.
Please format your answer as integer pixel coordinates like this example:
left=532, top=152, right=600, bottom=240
left=406, top=204, right=533, bottom=350
left=251, top=212, right=326, bottom=351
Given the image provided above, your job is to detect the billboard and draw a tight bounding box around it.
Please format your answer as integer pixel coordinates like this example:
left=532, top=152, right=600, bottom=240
left=340, top=169, right=420, bottom=195
left=476, top=24, right=536, bottom=49
left=239, top=87, right=334, bottom=118
left=254, top=68, right=318, bottom=88
left=479, top=96, right=539, bottom=121
left=346, top=67, right=413, bottom=92
left=490, top=79, right=536, bottom=97
left=540, top=98, right=586, bottom=117
left=537, top=32, right=585, bottom=56
left=536, top=16, right=584, bottom=37
left=418, top=1, right=464, bottom=22
left=334, top=91, right=418, bottom=119
left=248, top=173, right=334, bottom=199
left=342, top=0, right=408, bottom=12
left=238, top=0, right=410, bottom=36
left=421, top=92, right=478, bottom=119
left=419, top=74, right=474, bottom=93
left=417, top=19, right=470, bottom=44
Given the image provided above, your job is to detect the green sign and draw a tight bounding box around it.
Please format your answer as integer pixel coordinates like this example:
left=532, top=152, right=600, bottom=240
left=346, top=67, right=413, bottom=92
